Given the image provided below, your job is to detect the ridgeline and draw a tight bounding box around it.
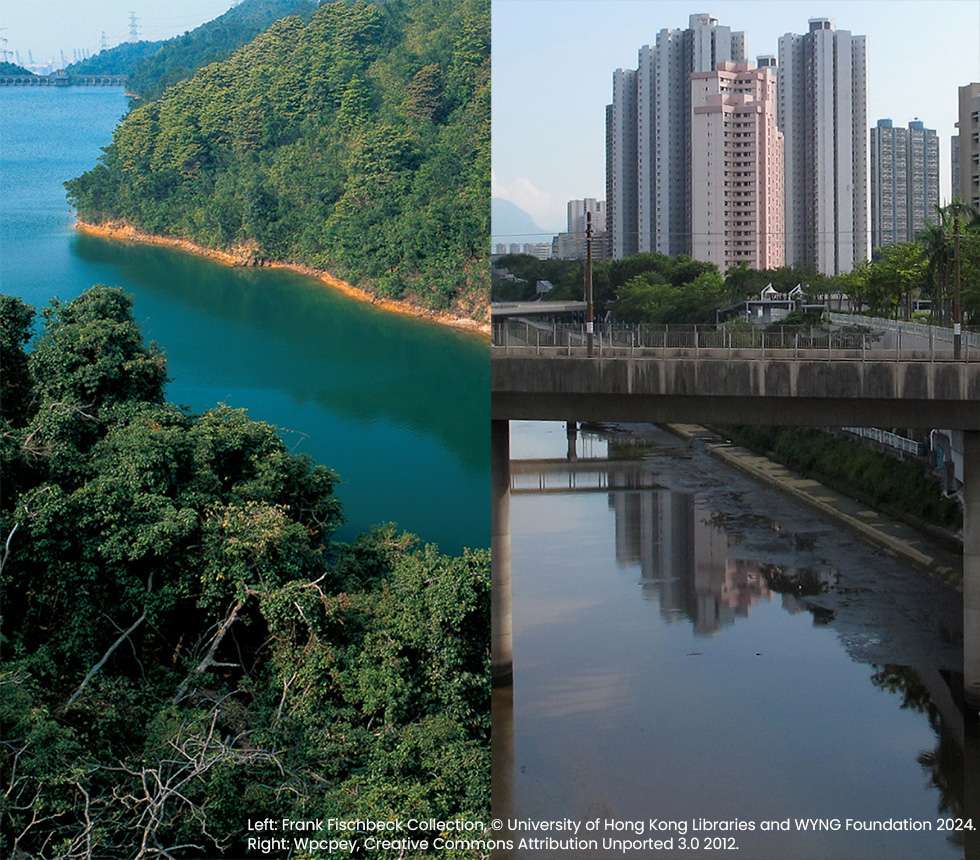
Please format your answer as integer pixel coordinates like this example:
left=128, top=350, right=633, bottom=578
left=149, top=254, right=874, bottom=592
left=64, top=0, right=316, bottom=99
left=66, top=0, right=490, bottom=321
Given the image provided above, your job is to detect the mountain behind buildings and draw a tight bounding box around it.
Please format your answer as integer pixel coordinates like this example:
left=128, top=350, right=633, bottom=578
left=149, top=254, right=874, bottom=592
left=492, top=197, right=548, bottom=239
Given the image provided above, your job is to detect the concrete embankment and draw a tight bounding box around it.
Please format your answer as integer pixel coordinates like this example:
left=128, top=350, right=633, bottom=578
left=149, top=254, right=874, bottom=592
left=665, top=423, right=962, bottom=586
left=76, top=220, right=490, bottom=337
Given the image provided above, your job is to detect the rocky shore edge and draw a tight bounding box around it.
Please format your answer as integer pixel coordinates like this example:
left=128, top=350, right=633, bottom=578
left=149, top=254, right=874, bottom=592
left=76, top=220, right=490, bottom=337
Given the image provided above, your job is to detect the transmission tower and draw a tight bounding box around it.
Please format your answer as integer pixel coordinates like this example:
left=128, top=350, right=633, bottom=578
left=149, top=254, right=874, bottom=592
left=0, top=30, right=10, bottom=64
left=100, top=31, right=108, bottom=52
left=128, top=12, right=140, bottom=43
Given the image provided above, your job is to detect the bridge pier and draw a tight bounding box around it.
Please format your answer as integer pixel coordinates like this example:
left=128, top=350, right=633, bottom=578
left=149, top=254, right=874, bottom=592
left=492, top=419, right=513, bottom=687
left=566, top=420, right=578, bottom=461
left=965, top=432, right=980, bottom=711
left=491, top=685, right=515, bottom=856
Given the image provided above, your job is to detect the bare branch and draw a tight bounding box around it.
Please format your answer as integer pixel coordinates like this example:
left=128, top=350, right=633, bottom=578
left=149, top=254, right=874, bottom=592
left=173, top=600, right=244, bottom=704
left=66, top=611, right=147, bottom=709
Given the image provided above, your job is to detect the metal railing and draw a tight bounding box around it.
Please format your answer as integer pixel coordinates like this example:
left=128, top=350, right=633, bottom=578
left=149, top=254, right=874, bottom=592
left=841, top=426, right=927, bottom=456
left=829, top=312, right=980, bottom=350
left=491, top=319, right=978, bottom=362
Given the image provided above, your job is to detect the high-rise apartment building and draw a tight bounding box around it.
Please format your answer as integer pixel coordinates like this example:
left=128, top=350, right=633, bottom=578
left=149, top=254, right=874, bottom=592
left=957, top=83, right=980, bottom=208
left=607, top=12, right=745, bottom=260
left=870, top=119, right=939, bottom=249
left=557, top=198, right=608, bottom=260
left=608, top=69, right=638, bottom=259
left=777, top=18, right=868, bottom=275
left=952, top=134, right=961, bottom=201
left=604, top=104, right=615, bottom=259
left=691, top=61, right=784, bottom=272
left=567, top=198, right=606, bottom=235
left=906, top=120, right=940, bottom=237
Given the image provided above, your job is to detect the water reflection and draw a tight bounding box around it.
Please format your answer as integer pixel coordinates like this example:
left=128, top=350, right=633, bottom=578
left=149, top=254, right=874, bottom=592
left=506, top=421, right=969, bottom=859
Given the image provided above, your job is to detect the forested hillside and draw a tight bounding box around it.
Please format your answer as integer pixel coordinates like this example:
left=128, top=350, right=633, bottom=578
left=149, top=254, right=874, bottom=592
left=0, top=61, right=34, bottom=75
left=65, top=0, right=314, bottom=98
left=0, top=288, right=490, bottom=855
left=64, top=41, right=162, bottom=76
left=66, top=0, right=490, bottom=317
left=127, top=0, right=316, bottom=100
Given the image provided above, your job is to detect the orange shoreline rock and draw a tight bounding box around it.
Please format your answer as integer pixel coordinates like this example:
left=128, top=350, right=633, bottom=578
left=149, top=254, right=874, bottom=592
left=75, top=220, right=490, bottom=338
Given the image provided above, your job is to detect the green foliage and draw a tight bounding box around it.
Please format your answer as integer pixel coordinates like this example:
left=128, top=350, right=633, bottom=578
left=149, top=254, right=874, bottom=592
left=64, top=0, right=313, bottom=97
left=725, top=426, right=961, bottom=531
left=0, top=61, right=34, bottom=76
left=0, top=296, right=35, bottom=426
left=723, top=263, right=826, bottom=302
left=916, top=202, right=980, bottom=324
left=30, top=286, right=167, bottom=409
left=67, top=0, right=490, bottom=317
left=490, top=252, right=722, bottom=320
left=63, top=41, right=162, bottom=77
left=128, top=0, right=317, bottom=101
left=614, top=268, right=725, bottom=324
left=0, top=287, right=489, bottom=855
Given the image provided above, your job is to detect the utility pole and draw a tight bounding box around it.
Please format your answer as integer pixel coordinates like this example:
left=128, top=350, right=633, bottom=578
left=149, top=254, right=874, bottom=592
left=955, top=212, right=962, bottom=360
left=585, top=210, right=594, bottom=357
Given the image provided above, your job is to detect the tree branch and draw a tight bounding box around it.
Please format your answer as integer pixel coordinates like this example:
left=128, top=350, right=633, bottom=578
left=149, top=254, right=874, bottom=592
left=173, top=600, right=244, bottom=704
left=66, top=611, right=147, bottom=709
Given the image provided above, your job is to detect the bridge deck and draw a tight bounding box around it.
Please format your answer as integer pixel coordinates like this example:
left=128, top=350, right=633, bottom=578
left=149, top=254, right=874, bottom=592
left=492, top=352, right=980, bottom=429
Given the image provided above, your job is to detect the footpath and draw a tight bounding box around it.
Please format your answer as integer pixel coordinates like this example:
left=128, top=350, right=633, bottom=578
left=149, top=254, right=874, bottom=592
left=665, top=423, right=962, bottom=587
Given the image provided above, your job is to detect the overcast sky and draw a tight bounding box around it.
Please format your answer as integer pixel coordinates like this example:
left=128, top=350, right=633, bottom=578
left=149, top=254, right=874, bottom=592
left=492, top=0, right=980, bottom=235
left=3, top=1, right=236, bottom=64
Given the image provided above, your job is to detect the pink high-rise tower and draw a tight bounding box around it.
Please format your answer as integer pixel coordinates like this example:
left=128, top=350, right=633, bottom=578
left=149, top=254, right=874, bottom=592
left=690, top=59, right=785, bottom=273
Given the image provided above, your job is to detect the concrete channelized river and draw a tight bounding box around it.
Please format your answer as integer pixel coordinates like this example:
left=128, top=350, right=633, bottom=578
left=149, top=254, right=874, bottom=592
left=504, top=420, right=969, bottom=860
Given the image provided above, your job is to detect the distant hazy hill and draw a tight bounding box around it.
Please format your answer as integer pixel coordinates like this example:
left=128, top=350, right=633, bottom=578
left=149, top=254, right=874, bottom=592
left=491, top=197, right=549, bottom=243
left=0, top=62, right=34, bottom=76
left=65, top=0, right=315, bottom=100
left=64, top=42, right=167, bottom=77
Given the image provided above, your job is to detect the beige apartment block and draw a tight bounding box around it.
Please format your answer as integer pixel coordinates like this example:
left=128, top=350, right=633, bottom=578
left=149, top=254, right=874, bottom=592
left=691, top=60, right=784, bottom=273
left=958, top=83, right=980, bottom=208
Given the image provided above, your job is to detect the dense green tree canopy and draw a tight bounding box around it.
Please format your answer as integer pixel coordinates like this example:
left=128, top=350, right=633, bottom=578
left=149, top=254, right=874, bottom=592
left=127, top=0, right=317, bottom=100
left=0, top=287, right=489, bottom=856
left=0, top=62, right=33, bottom=76
left=64, top=0, right=313, bottom=97
left=494, top=200, right=980, bottom=327
left=492, top=252, right=722, bottom=323
left=63, top=41, right=163, bottom=77
left=67, top=0, right=490, bottom=317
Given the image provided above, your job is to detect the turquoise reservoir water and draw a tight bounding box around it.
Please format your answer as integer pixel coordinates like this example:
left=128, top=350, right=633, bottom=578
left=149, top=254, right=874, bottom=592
left=0, top=87, right=488, bottom=553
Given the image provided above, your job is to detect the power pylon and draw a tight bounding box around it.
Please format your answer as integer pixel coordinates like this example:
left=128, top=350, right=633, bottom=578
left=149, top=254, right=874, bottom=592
left=128, top=12, right=140, bottom=43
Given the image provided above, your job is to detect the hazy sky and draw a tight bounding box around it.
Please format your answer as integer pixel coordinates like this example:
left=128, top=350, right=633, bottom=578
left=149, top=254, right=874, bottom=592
left=3, top=1, right=236, bottom=64
left=492, top=0, right=980, bottom=235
